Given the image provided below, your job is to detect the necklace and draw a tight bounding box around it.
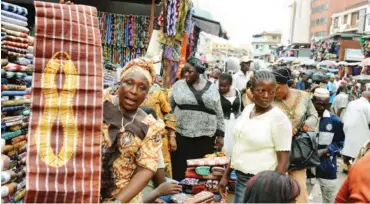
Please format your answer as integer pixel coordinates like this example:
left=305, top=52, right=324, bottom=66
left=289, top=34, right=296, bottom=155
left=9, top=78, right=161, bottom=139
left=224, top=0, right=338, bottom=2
left=119, top=107, right=138, bottom=132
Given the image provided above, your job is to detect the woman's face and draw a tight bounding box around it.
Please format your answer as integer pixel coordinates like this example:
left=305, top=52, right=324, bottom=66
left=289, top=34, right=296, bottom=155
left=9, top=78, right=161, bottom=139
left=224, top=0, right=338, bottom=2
left=185, top=65, right=199, bottom=84
left=252, top=80, right=276, bottom=108
left=275, top=83, right=289, bottom=100
left=118, top=70, right=150, bottom=112
left=219, top=79, right=231, bottom=95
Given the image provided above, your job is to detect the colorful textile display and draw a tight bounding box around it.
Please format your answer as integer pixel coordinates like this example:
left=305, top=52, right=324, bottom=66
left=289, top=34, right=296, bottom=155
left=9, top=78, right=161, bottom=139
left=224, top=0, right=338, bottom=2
left=187, top=157, right=229, bottom=167
left=25, top=2, right=103, bottom=203
left=98, top=12, right=150, bottom=66
left=1, top=2, right=31, bottom=203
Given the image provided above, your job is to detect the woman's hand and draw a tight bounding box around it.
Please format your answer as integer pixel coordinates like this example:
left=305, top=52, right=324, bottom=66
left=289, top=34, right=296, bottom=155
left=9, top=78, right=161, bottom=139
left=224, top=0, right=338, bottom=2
left=154, top=182, right=182, bottom=197
left=169, top=136, right=177, bottom=152
left=215, top=136, right=224, bottom=151
left=301, top=124, right=313, bottom=132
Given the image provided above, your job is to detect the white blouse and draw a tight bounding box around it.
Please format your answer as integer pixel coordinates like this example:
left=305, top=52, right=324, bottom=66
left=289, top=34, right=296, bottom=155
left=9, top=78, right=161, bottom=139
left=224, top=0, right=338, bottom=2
left=231, top=104, right=292, bottom=175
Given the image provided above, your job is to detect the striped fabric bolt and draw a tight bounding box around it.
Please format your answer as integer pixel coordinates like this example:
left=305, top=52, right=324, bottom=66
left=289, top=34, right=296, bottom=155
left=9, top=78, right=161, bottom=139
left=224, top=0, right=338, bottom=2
left=1, top=10, right=28, bottom=22
left=1, top=1, right=28, bottom=16
left=1, top=22, right=29, bottom=33
left=25, top=2, right=103, bottom=203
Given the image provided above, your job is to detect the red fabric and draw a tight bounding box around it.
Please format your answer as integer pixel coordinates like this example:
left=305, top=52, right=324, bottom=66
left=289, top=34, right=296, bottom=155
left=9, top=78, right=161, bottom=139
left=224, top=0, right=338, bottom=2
left=335, top=154, right=370, bottom=203
left=192, top=185, right=206, bottom=194
left=25, top=2, right=102, bottom=203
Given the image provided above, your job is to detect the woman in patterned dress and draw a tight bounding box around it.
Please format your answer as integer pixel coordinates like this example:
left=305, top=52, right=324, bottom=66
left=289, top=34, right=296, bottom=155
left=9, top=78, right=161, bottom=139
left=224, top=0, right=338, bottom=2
left=273, top=68, right=319, bottom=204
left=101, top=58, right=165, bottom=203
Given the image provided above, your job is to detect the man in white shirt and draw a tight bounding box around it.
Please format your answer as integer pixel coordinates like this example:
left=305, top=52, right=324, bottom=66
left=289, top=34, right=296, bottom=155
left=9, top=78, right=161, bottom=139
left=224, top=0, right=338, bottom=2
left=342, top=91, right=370, bottom=171
left=331, top=83, right=349, bottom=121
left=232, top=56, right=253, bottom=90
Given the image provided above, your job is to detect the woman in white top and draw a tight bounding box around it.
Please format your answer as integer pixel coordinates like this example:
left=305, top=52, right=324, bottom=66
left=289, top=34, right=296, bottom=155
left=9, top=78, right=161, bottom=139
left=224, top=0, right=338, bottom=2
left=219, top=71, right=292, bottom=203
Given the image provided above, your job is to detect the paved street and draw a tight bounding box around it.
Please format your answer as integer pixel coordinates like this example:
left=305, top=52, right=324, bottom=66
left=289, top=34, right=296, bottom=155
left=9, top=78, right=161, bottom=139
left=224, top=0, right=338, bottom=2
left=309, top=159, right=347, bottom=203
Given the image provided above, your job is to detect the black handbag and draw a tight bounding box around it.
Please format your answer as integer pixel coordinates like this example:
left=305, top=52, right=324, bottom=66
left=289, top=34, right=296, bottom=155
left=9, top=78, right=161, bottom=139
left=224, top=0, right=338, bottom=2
left=289, top=132, right=320, bottom=171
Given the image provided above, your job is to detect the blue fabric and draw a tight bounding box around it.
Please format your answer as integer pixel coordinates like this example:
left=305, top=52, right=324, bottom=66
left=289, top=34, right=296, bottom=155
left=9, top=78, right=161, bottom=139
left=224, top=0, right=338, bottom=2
left=1, top=10, right=27, bottom=22
left=2, top=106, right=26, bottom=112
left=1, top=2, right=28, bottom=16
left=316, top=112, right=345, bottom=180
left=1, top=90, right=27, bottom=96
left=296, top=81, right=305, bottom=90
left=1, top=78, right=8, bottom=85
left=326, top=82, right=336, bottom=103
left=234, top=171, right=254, bottom=203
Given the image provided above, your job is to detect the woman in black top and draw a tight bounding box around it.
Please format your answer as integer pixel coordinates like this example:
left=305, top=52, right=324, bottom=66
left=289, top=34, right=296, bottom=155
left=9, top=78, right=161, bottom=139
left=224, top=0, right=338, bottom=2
left=218, top=73, right=244, bottom=156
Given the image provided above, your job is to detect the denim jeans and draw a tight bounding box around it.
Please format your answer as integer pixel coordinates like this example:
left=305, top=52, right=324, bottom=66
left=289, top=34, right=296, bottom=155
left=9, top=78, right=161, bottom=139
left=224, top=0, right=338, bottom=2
left=234, top=170, right=254, bottom=203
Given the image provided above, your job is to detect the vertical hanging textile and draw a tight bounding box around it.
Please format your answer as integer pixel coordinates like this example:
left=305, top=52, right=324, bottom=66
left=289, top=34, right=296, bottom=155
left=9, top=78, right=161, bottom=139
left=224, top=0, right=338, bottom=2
left=25, top=2, right=102, bottom=203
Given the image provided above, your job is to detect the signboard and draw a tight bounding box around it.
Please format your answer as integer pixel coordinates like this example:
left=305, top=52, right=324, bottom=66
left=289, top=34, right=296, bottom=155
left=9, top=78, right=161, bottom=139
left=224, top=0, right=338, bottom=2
left=344, top=49, right=364, bottom=61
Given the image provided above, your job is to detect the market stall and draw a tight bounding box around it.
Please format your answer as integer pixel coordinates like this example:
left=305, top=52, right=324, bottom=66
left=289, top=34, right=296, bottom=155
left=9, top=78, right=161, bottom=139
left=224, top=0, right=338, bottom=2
left=1, top=2, right=33, bottom=203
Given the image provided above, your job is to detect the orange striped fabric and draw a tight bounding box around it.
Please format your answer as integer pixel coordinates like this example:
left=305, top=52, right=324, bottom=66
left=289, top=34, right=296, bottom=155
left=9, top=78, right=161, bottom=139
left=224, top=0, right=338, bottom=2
left=25, top=2, right=103, bottom=203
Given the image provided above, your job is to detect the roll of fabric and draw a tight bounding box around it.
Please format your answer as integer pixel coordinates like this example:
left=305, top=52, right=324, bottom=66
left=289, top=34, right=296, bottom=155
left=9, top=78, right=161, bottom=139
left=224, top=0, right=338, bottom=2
left=1, top=170, right=16, bottom=184
left=3, top=141, right=27, bottom=154
left=1, top=22, right=29, bottom=34
left=10, top=135, right=27, bottom=145
left=1, top=2, right=28, bottom=16
left=1, top=155, right=11, bottom=171
left=211, top=167, right=225, bottom=177
left=185, top=168, right=222, bottom=180
left=3, top=115, right=23, bottom=123
left=2, top=84, right=27, bottom=91
left=187, top=157, right=230, bottom=167
left=7, top=51, right=26, bottom=58
left=14, top=188, right=25, bottom=202
left=1, top=16, right=28, bottom=27
left=1, top=78, right=8, bottom=85
left=27, top=36, right=34, bottom=46
left=1, top=139, right=5, bottom=153
left=25, top=53, right=33, bottom=59
left=27, top=46, right=33, bottom=54
left=1, top=59, right=9, bottom=66
left=3, top=63, right=30, bottom=72
left=24, top=75, right=32, bottom=83
left=5, top=71, right=27, bottom=79
left=1, top=182, right=17, bottom=198
left=22, top=109, right=30, bottom=116
left=2, top=91, right=27, bottom=97
left=1, top=130, right=23, bottom=140
left=11, top=57, right=31, bottom=65
left=1, top=28, right=28, bottom=38
left=1, top=106, right=25, bottom=112
left=1, top=10, right=27, bottom=22
left=4, top=35, right=28, bottom=44
left=2, top=40, right=28, bottom=49
left=2, top=45, right=28, bottom=54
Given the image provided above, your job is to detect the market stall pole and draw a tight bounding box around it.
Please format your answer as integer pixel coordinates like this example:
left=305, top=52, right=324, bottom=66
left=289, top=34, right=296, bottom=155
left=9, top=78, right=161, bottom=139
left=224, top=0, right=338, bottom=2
left=149, top=0, right=155, bottom=39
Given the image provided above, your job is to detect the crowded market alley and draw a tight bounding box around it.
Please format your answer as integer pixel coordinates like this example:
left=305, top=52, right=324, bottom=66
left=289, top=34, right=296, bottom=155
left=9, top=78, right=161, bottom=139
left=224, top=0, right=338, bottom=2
left=1, top=0, right=370, bottom=203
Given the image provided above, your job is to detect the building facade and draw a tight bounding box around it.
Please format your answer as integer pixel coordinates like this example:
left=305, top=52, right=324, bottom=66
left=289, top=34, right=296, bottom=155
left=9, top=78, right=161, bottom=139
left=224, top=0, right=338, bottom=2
left=330, top=4, right=367, bottom=34
left=288, top=0, right=311, bottom=44
left=251, top=32, right=281, bottom=57
left=365, top=0, right=370, bottom=33
left=310, top=0, right=368, bottom=40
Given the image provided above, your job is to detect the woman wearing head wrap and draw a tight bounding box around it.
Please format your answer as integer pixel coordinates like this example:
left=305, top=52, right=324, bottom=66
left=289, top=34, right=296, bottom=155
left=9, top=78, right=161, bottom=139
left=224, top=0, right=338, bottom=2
left=101, top=58, right=165, bottom=203
left=272, top=68, right=319, bottom=203
left=170, top=57, right=225, bottom=181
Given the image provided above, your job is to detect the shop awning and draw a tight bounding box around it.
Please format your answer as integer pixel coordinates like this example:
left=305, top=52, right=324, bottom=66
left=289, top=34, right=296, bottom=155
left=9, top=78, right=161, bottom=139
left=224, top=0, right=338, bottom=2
left=193, top=7, right=228, bottom=39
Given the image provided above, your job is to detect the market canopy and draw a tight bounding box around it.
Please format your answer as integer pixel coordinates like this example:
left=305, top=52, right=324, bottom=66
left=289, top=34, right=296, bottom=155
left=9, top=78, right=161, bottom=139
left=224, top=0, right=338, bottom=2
left=193, top=7, right=228, bottom=39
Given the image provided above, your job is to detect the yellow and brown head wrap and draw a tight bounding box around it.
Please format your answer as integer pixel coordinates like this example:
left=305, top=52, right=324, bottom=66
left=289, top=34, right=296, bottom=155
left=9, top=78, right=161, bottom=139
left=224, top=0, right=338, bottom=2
left=119, top=57, right=156, bottom=86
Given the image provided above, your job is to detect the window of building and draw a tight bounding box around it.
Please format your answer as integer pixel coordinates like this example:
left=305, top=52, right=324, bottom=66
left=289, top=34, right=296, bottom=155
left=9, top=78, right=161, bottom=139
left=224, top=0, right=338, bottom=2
left=351, top=11, right=359, bottom=27
left=344, top=14, right=348, bottom=24
left=312, top=3, right=328, bottom=14
left=311, top=17, right=327, bottom=27
left=334, top=17, right=339, bottom=28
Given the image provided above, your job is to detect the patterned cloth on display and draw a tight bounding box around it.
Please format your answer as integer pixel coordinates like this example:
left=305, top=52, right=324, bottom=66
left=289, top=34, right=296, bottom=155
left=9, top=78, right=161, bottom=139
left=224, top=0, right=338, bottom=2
left=1, top=10, right=28, bottom=22
left=2, top=41, right=29, bottom=49
left=1, top=22, right=29, bottom=33
left=3, top=63, right=31, bottom=72
left=2, top=45, right=29, bottom=54
left=1, top=1, right=28, bottom=16
left=1, top=15, right=28, bottom=27
left=25, top=2, right=103, bottom=203
left=187, top=157, right=229, bottom=167
left=1, top=28, right=28, bottom=38
left=4, top=35, right=29, bottom=44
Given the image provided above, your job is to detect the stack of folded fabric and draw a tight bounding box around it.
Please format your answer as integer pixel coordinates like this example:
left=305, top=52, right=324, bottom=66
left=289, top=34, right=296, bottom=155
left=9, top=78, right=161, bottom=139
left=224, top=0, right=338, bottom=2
left=177, top=156, right=229, bottom=202
left=1, top=2, right=32, bottom=203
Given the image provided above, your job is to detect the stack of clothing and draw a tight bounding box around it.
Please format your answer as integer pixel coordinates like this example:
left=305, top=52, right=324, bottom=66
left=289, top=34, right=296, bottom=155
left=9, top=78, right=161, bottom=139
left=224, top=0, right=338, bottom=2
left=178, top=156, right=229, bottom=202
left=1, top=2, right=32, bottom=203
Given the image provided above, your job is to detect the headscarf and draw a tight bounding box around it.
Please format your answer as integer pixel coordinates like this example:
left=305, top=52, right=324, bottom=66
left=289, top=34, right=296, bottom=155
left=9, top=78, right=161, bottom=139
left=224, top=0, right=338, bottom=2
left=272, top=68, right=291, bottom=84
left=119, top=57, right=156, bottom=86
left=187, top=57, right=206, bottom=74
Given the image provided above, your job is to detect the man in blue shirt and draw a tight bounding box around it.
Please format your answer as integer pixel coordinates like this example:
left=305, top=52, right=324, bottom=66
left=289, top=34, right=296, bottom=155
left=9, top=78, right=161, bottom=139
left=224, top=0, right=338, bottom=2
left=326, top=75, right=337, bottom=106
left=296, top=73, right=310, bottom=91
left=310, top=88, right=345, bottom=203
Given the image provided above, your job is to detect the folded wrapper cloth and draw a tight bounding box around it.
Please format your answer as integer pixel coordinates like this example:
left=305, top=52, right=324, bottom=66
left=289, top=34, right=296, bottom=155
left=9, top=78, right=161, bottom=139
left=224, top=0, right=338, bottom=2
left=2, top=91, right=27, bottom=97
left=196, top=166, right=211, bottom=176
left=169, top=193, right=192, bottom=203
left=205, top=180, right=219, bottom=192
left=185, top=168, right=222, bottom=180
left=1, top=28, right=27, bottom=38
left=211, top=167, right=225, bottom=177
left=4, top=35, right=29, bottom=44
left=1, top=10, right=27, bottom=22
left=1, top=16, right=28, bottom=27
left=183, top=191, right=215, bottom=203
left=187, top=157, right=229, bottom=167
left=2, top=63, right=31, bottom=72
left=2, top=84, right=27, bottom=91
left=179, top=178, right=200, bottom=186
left=1, top=45, right=29, bottom=55
left=192, top=184, right=207, bottom=194
left=0, top=23, right=29, bottom=35
left=1, top=2, right=28, bottom=16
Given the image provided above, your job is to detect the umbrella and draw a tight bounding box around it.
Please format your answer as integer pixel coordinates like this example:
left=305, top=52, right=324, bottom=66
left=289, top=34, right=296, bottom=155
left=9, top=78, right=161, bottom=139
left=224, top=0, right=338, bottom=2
left=292, top=58, right=304, bottom=65
left=276, top=57, right=296, bottom=64
left=360, top=58, right=370, bottom=66
left=317, top=60, right=337, bottom=70
left=353, top=75, right=370, bottom=83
